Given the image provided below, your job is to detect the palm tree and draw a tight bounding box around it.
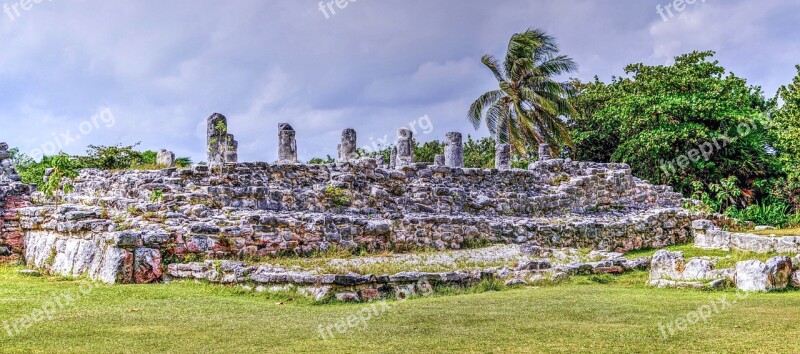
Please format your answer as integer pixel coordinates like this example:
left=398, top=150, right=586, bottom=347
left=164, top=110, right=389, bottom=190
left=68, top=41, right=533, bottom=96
left=468, top=28, right=577, bottom=156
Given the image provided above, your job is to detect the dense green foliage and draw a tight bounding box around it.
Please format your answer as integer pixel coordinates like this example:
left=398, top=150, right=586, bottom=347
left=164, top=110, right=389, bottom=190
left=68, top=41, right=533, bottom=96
left=568, top=51, right=800, bottom=226
left=771, top=65, right=800, bottom=188
left=11, top=144, right=192, bottom=189
left=469, top=28, right=576, bottom=156
left=570, top=51, right=774, bottom=196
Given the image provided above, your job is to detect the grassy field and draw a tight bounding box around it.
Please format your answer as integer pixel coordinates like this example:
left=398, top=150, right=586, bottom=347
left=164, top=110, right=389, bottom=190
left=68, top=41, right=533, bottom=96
left=1, top=266, right=800, bottom=353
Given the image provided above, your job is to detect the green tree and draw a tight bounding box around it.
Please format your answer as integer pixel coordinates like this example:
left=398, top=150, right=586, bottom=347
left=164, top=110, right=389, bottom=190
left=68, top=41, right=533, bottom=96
left=308, top=155, right=335, bottom=164
left=414, top=141, right=445, bottom=164
left=174, top=157, right=192, bottom=168
left=464, top=136, right=495, bottom=169
left=77, top=143, right=147, bottom=170
left=468, top=28, right=577, bottom=156
left=772, top=65, right=800, bottom=183
left=570, top=51, right=775, bottom=207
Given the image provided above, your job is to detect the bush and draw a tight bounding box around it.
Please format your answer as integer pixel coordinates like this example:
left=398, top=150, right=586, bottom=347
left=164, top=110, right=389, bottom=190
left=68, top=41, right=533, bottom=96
left=725, top=201, right=800, bottom=228
left=11, top=143, right=192, bottom=188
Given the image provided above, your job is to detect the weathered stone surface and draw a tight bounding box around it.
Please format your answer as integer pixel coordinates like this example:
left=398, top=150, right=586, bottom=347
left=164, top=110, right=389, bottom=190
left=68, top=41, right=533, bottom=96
left=444, top=132, right=463, bottom=168
left=389, top=147, right=397, bottom=169
left=335, top=292, right=360, bottom=302
left=693, top=220, right=800, bottom=254
left=681, top=259, right=715, bottom=281
left=134, top=248, right=163, bottom=283
left=22, top=230, right=135, bottom=284
left=396, top=129, right=414, bottom=167
left=434, top=155, right=445, bottom=167
left=538, top=144, right=552, bottom=161
left=495, top=143, right=511, bottom=170
left=736, top=260, right=771, bottom=292
left=157, top=149, right=175, bottom=167
left=207, top=113, right=232, bottom=166
left=225, top=136, right=238, bottom=163
left=505, top=278, right=527, bottom=286
left=516, top=259, right=551, bottom=271
left=649, top=250, right=685, bottom=281
left=791, top=270, right=800, bottom=287
left=338, top=129, right=357, bottom=162
left=766, top=256, right=793, bottom=290
left=650, top=279, right=707, bottom=289
left=278, top=123, right=298, bottom=163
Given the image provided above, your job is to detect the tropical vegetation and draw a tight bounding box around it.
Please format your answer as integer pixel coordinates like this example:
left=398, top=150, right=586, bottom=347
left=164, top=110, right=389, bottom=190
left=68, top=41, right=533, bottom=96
left=468, top=28, right=577, bottom=157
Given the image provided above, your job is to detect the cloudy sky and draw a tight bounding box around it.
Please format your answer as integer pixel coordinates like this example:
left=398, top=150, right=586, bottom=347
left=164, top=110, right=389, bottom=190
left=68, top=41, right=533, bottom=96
left=1, top=0, right=798, bottom=163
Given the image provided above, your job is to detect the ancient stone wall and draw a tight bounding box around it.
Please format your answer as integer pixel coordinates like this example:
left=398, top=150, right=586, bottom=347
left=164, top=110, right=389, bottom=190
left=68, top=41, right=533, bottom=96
left=0, top=143, right=31, bottom=260
left=9, top=156, right=697, bottom=283
left=0, top=118, right=700, bottom=283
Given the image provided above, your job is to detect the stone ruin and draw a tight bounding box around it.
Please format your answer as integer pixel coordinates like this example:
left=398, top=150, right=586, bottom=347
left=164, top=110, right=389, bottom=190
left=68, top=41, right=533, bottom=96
left=0, top=114, right=704, bottom=300
left=207, top=113, right=238, bottom=166
left=0, top=143, right=32, bottom=259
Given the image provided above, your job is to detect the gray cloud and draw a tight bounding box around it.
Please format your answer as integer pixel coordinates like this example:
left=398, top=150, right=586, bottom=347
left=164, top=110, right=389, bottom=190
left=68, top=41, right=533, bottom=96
left=0, top=0, right=797, bottom=162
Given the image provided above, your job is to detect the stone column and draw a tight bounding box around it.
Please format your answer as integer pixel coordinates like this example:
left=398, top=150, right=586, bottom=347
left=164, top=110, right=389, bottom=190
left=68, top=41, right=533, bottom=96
left=444, top=132, right=463, bottom=168
left=434, top=154, right=445, bottom=167
left=0, top=143, right=20, bottom=181
left=389, top=146, right=397, bottom=169
left=396, top=129, right=414, bottom=167
left=206, top=113, right=227, bottom=166
left=156, top=149, right=175, bottom=168
left=278, top=123, right=298, bottom=163
left=496, top=143, right=511, bottom=170
left=225, top=136, right=238, bottom=163
left=338, top=129, right=357, bottom=162
left=538, top=144, right=552, bottom=161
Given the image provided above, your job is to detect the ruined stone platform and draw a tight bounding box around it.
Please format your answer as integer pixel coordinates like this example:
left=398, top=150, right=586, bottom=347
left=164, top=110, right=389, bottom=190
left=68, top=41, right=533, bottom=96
left=164, top=244, right=652, bottom=302
left=0, top=116, right=704, bottom=284
left=10, top=157, right=697, bottom=283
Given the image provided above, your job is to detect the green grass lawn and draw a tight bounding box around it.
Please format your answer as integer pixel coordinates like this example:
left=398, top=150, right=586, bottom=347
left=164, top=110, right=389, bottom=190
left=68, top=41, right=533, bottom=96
left=1, top=266, right=800, bottom=353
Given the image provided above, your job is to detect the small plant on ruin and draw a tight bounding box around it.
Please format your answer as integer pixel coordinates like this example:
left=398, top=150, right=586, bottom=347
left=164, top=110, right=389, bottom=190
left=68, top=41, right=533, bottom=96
left=550, top=174, right=570, bottom=186
left=41, top=154, right=79, bottom=207
left=217, top=235, right=234, bottom=248
left=150, top=190, right=164, bottom=203
left=142, top=211, right=160, bottom=220
left=127, top=205, right=143, bottom=216
left=323, top=185, right=352, bottom=207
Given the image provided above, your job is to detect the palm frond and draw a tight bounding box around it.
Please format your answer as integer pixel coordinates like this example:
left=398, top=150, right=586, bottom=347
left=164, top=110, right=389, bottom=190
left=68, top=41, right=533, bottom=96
left=468, top=90, right=506, bottom=129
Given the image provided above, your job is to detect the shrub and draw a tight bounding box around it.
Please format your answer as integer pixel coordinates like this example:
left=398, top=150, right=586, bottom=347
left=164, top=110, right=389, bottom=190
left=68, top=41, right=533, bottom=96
left=725, top=201, right=800, bottom=227
left=323, top=186, right=352, bottom=207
